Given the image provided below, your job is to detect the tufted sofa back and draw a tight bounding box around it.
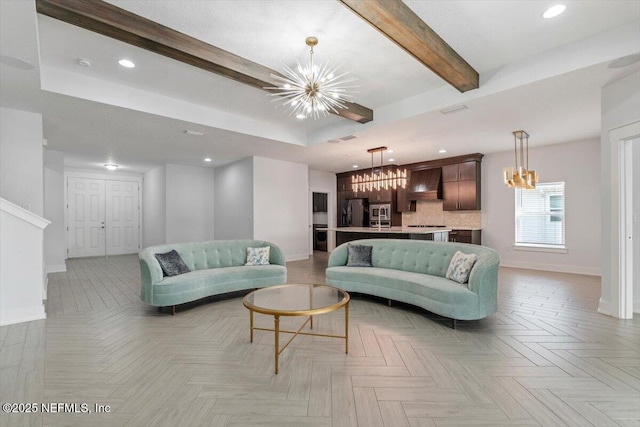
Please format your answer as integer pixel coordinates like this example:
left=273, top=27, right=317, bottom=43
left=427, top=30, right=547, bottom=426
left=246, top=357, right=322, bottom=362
left=328, top=239, right=498, bottom=278
left=141, top=239, right=286, bottom=272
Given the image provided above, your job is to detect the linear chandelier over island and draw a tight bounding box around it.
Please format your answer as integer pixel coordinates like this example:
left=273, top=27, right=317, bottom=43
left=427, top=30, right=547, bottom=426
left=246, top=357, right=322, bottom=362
left=352, top=146, right=407, bottom=193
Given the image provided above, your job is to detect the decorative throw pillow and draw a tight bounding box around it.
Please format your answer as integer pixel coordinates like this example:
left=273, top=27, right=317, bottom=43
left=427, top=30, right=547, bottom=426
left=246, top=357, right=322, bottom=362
left=446, top=251, right=477, bottom=284
left=154, top=250, right=191, bottom=277
left=246, top=246, right=270, bottom=266
left=346, top=244, right=373, bottom=267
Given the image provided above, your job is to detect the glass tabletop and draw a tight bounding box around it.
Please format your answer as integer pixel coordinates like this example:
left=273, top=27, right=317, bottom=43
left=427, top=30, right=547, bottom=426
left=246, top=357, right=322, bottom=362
left=243, top=284, right=349, bottom=316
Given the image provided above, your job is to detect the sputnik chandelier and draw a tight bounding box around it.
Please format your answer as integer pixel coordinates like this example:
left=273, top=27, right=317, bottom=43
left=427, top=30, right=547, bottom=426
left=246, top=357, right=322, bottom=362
left=503, top=130, right=539, bottom=189
left=352, top=147, right=407, bottom=193
left=265, top=36, right=356, bottom=120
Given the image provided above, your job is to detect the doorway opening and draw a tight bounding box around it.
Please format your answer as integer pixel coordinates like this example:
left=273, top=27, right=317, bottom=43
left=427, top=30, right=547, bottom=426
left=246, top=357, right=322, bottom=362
left=312, top=192, right=328, bottom=252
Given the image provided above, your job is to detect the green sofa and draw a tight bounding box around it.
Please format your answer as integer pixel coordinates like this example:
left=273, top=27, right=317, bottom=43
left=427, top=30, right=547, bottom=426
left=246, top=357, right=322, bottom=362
left=325, top=239, right=499, bottom=327
left=139, top=240, right=287, bottom=313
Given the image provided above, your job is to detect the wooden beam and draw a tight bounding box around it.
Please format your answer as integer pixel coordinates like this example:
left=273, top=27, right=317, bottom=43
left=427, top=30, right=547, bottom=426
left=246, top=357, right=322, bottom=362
left=36, top=0, right=373, bottom=123
left=338, top=0, right=479, bottom=93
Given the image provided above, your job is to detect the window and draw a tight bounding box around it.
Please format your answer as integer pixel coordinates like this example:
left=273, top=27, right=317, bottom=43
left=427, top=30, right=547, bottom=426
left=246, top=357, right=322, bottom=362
left=515, top=182, right=565, bottom=248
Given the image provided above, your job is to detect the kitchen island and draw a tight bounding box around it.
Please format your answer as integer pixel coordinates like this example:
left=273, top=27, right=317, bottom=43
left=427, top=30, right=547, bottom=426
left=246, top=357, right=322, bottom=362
left=319, top=226, right=451, bottom=246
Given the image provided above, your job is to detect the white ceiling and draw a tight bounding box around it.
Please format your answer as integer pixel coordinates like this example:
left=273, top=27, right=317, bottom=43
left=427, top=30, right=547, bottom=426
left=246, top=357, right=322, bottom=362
left=1, top=0, right=639, bottom=174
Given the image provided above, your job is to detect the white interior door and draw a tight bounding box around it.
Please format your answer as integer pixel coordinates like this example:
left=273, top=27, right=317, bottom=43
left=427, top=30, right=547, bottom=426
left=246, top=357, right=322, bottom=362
left=67, top=177, right=106, bottom=257
left=105, top=180, right=140, bottom=255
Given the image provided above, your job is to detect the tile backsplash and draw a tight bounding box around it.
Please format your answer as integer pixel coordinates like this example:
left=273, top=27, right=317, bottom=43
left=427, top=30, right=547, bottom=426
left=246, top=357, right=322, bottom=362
left=401, top=200, right=482, bottom=228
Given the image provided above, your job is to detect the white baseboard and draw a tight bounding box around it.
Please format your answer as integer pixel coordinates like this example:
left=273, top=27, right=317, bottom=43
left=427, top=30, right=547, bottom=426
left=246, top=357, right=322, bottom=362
left=0, top=306, right=46, bottom=327
left=597, top=298, right=613, bottom=317
left=286, top=253, right=310, bottom=262
left=500, top=260, right=601, bottom=276
left=46, top=264, right=67, bottom=273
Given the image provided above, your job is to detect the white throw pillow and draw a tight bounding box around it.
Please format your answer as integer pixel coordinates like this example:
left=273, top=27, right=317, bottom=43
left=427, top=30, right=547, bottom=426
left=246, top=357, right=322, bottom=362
left=245, top=246, right=270, bottom=266
left=446, top=251, right=477, bottom=284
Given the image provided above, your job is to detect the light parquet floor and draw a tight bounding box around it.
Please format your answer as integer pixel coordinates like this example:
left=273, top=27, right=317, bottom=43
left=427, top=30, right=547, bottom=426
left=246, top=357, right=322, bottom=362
left=1, top=251, right=639, bottom=426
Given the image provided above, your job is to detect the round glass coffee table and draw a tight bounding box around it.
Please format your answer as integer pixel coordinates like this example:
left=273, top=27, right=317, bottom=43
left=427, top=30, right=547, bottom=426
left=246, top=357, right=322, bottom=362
left=243, top=284, right=350, bottom=374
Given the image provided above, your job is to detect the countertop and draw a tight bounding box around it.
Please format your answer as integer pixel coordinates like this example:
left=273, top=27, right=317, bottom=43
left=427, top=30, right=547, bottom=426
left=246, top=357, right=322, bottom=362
left=319, top=226, right=452, bottom=234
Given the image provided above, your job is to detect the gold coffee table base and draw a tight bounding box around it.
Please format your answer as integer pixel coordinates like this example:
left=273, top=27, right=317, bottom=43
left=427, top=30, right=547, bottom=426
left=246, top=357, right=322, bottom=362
left=243, top=284, right=349, bottom=374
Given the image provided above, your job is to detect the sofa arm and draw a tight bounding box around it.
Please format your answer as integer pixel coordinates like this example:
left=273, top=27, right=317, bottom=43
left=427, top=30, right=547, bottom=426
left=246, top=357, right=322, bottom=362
left=467, top=253, right=500, bottom=314
left=138, top=249, right=164, bottom=302
left=268, top=243, right=286, bottom=266
left=328, top=242, right=349, bottom=267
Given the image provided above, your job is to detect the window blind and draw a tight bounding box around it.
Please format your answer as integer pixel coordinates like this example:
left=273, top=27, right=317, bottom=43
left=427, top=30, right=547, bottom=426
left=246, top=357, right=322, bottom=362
left=515, top=182, right=565, bottom=247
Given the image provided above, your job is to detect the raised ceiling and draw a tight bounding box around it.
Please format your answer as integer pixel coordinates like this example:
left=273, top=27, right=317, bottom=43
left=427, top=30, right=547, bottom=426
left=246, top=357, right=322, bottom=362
left=1, top=0, right=639, bottom=173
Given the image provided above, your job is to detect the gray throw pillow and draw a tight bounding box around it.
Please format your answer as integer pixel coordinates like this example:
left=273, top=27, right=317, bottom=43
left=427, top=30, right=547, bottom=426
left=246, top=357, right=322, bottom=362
left=154, top=250, right=191, bottom=277
left=347, top=244, right=373, bottom=267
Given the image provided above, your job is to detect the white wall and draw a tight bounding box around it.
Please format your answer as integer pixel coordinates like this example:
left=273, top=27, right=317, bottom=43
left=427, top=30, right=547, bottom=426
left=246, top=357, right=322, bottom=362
left=142, top=165, right=166, bottom=248
left=600, top=70, right=640, bottom=316
left=44, top=150, right=66, bottom=272
left=1, top=199, right=48, bottom=326
left=310, top=170, right=337, bottom=251
left=254, top=157, right=309, bottom=261
left=165, top=164, right=214, bottom=244
left=214, top=157, right=254, bottom=240
left=0, top=107, right=44, bottom=216
left=482, top=138, right=601, bottom=275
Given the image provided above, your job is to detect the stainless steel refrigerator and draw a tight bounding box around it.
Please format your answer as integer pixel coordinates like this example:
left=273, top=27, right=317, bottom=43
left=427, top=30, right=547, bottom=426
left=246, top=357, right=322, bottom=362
left=339, top=198, right=369, bottom=227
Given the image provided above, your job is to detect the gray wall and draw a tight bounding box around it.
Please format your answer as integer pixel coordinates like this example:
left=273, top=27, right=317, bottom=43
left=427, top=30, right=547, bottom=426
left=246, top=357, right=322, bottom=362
left=43, top=150, right=66, bottom=272
left=634, top=139, right=640, bottom=313
left=0, top=107, right=44, bottom=216
left=253, top=157, right=309, bottom=261
left=600, top=70, right=640, bottom=314
left=165, top=164, right=215, bottom=244
left=482, top=138, right=601, bottom=275
left=214, top=157, right=254, bottom=240
left=142, top=165, right=166, bottom=248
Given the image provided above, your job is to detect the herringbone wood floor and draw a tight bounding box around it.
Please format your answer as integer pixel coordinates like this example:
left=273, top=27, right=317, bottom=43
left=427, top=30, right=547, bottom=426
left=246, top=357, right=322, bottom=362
left=1, top=252, right=639, bottom=426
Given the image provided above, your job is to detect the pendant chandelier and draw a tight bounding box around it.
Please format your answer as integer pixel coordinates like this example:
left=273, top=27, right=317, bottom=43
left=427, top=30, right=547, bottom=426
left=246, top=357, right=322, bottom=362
left=352, top=147, right=407, bottom=193
left=265, top=36, right=356, bottom=120
left=503, top=130, right=539, bottom=189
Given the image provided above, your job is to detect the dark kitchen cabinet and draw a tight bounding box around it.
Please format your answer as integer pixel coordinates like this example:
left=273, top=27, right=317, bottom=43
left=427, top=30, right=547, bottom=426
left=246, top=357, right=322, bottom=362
left=369, top=187, right=392, bottom=203
left=449, top=229, right=482, bottom=245
left=396, top=185, right=416, bottom=212
left=313, top=192, right=327, bottom=212
left=442, top=161, right=481, bottom=211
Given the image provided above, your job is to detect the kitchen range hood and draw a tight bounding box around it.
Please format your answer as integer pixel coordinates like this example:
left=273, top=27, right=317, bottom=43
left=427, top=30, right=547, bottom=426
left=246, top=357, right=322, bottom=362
left=406, top=168, right=443, bottom=200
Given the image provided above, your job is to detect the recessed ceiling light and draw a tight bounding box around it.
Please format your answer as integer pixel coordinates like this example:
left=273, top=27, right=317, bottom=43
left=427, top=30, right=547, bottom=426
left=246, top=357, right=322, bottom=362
left=204, top=158, right=212, bottom=162
left=118, top=59, right=135, bottom=68
left=352, top=165, right=358, bottom=168
left=438, top=149, right=447, bottom=154
left=105, top=164, right=119, bottom=171
left=185, top=130, right=204, bottom=136
left=0, top=55, right=35, bottom=70
left=77, top=58, right=92, bottom=67
left=388, top=158, right=395, bottom=162
left=296, top=114, right=306, bottom=120
left=386, top=149, right=394, bottom=153
left=543, top=4, right=566, bottom=19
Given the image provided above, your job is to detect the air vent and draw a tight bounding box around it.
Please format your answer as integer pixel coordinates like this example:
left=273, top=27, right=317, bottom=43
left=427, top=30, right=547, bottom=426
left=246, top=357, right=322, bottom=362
left=327, top=139, right=340, bottom=144
left=440, top=105, right=468, bottom=115
left=340, top=135, right=357, bottom=141
left=184, top=130, right=204, bottom=136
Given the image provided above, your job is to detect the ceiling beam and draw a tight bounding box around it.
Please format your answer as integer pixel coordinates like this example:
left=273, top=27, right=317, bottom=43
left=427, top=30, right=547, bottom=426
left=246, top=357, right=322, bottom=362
left=35, top=0, right=373, bottom=124
left=338, top=0, right=479, bottom=93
